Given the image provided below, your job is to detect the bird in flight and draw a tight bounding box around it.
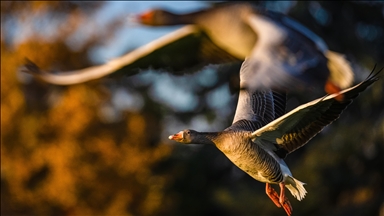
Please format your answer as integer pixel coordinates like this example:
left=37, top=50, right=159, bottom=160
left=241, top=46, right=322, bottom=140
left=21, top=3, right=353, bottom=97
left=169, top=65, right=381, bottom=215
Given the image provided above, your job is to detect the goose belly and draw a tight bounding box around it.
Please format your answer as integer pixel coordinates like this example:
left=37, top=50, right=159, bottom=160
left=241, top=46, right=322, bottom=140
left=219, top=145, right=284, bottom=184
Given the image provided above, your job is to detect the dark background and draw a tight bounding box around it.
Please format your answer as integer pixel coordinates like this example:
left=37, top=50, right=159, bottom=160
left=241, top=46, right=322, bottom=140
left=1, top=2, right=383, bottom=216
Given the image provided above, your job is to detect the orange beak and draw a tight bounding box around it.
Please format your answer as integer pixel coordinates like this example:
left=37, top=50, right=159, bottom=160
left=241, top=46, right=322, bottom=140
left=138, top=10, right=154, bottom=25
left=168, top=131, right=183, bottom=142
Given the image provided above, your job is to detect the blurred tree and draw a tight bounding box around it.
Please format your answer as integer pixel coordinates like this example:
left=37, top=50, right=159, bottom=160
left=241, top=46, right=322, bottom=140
left=1, top=1, right=383, bottom=216
left=1, top=2, right=172, bottom=215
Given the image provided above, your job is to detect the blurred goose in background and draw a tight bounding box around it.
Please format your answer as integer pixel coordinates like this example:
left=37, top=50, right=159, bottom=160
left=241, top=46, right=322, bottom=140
left=22, top=2, right=353, bottom=97
left=169, top=65, right=381, bottom=215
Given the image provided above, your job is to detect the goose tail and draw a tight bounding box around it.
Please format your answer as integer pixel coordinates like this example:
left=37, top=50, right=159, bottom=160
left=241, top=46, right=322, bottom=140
left=285, top=176, right=307, bottom=201
left=325, top=51, right=354, bottom=92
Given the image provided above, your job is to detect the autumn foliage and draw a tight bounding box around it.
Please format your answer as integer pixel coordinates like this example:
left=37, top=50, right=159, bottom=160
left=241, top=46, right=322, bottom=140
left=1, top=2, right=384, bottom=216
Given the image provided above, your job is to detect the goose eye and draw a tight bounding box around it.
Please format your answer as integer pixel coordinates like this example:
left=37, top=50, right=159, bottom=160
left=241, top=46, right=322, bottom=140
left=186, top=131, right=190, bottom=135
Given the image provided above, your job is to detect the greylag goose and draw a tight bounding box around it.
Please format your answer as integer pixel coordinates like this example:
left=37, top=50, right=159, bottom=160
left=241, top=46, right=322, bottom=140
left=168, top=65, right=381, bottom=215
left=22, top=3, right=353, bottom=96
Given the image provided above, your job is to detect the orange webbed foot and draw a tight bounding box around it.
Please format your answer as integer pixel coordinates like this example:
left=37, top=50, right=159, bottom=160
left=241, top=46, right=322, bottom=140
left=279, top=182, right=293, bottom=216
left=325, top=80, right=344, bottom=101
left=266, top=183, right=293, bottom=215
left=265, top=183, right=281, bottom=208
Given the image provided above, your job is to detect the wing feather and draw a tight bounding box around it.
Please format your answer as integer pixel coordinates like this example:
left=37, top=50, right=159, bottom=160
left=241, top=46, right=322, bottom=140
left=243, top=13, right=331, bottom=92
left=228, top=59, right=287, bottom=131
left=272, top=91, right=286, bottom=119
left=251, top=67, right=381, bottom=158
left=21, top=25, right=240, bottom=85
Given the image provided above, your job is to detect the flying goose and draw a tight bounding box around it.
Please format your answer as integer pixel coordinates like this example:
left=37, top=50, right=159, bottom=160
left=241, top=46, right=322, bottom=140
left=168, top=65, right=381, bottom=215
left=22, top=3, right=353, bottom=96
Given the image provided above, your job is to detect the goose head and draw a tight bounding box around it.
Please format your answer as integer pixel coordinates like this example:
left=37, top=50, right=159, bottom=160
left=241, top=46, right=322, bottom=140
left=169, top=129, right=220, bottom=145
left=168, top=129, right=197, bottom=144
left=138, top=9, right=186, bottom=26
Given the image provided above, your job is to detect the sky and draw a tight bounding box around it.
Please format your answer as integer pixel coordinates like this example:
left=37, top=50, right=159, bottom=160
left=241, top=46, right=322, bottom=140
left=89, top=1, right=212, bottom=64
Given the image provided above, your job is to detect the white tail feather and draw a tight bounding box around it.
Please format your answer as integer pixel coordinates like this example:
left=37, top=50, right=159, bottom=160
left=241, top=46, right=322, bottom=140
left=285, top=177, right=307, bottom=201
left=326, top=51, right=354, bottom=89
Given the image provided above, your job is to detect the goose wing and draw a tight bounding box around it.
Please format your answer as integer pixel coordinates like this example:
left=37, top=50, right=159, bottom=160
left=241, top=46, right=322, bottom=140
left=227, top=59, right=287, bottom=132
left=272, top=91, right=287, bottom=119
left=240, top=10, right=353, bottom=93
left=251, top=67, right=381, bottom=158
left=228, top=88, right=275, bottom=132
left=21, top=25, right=240, bottom=85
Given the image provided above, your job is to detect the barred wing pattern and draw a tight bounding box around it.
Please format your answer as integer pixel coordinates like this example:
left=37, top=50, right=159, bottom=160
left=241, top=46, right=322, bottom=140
left=251, top=67, right=381, bottom=158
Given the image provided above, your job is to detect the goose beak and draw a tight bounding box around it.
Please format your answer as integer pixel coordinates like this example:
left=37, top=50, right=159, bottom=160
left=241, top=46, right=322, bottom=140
left=168, top=131, right=183, bottom=141
left=138, top=10, right=154, bottom=25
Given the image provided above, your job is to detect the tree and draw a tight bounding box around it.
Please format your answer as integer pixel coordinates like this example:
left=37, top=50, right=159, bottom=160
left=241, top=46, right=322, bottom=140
left=1, top=1, right=383, bottom=215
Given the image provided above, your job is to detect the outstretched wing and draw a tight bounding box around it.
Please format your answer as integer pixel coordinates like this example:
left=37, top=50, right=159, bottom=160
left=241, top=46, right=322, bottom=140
left=251, top=67, right=381, bottom=158
left=272, top=91, right=286, bottom=119
left=242, top=11, right=329, bottom=90
left=215, top=7, right=352, bottom=93
left=226, top=59, right=287, bottom=132
left=21, top=25, right=240, bottom=85
left=228, top=89, right=275, bottom=132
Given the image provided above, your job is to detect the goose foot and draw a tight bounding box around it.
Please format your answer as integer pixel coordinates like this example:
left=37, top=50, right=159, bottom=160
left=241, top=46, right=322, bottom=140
left=265, top=183, right=292, bottom=216
left=325, top=80, right=344, bottom=101
left=279, top=182, right=292, bottom=216
left=265, top=183, right=281, bottom=207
